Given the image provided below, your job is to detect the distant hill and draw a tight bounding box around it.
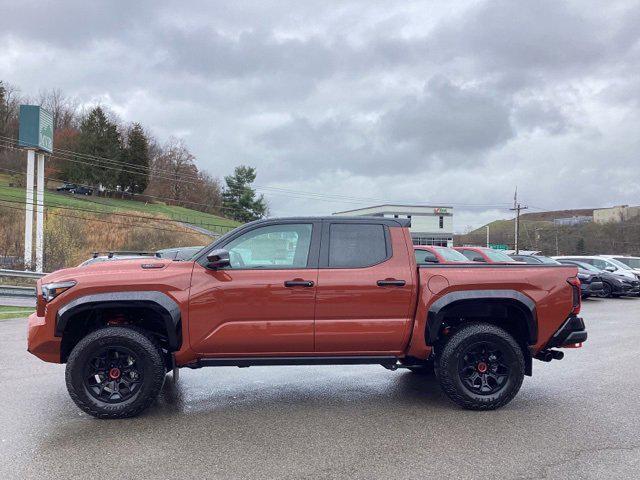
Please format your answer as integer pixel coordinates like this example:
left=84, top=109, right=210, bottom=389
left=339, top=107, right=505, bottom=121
left=519, top=209, right=595, bottom=222
left=462, top=208, right=596, bottom=240
left=456, top=208, right=640, bottom=256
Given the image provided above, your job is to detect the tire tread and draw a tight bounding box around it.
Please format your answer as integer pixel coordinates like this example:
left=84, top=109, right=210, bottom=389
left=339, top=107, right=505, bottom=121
left=436, top=322, right=525, bottom=410
left=65, top=326, right=165, bottom=419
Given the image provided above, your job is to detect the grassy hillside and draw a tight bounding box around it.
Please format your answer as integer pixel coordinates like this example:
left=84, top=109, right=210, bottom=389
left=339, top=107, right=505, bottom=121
left=0, top=173, right=240, bottom=271
left=0, top=174, right=238, bottom=234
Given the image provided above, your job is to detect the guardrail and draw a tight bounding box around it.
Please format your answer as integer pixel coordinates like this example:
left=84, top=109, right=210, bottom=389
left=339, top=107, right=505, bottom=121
left=0, top=269, right=47, bottom=279
left=0, top=285, right=37, bottom=297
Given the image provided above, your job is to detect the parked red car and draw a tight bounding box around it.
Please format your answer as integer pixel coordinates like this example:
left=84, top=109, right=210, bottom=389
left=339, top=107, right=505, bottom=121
left=455, top=246, right=518, bottom=263
left=414, top=245, right=470, bottom=264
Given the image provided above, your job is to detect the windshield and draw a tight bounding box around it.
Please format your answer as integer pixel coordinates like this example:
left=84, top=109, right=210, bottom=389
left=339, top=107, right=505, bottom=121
left=614, top=257, right=640, bottom=269
left=536, top=256, right=561, bottom=264
left=604, top=257, right=633, bottom=270
left=432, top=247, right=469, bottom=262
left=561, top=260, right=601, bottom=273
left=482, top=248, right=515, bottom=262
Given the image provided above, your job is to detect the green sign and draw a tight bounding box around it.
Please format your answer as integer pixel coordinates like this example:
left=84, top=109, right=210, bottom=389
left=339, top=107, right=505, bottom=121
left=489, top=243, right=509, bottom=250
left=18, top=105, right=53, bottom=153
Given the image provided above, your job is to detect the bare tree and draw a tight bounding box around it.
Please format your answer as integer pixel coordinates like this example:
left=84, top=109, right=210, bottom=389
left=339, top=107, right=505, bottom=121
left=37, top=88, right=79, bottom=132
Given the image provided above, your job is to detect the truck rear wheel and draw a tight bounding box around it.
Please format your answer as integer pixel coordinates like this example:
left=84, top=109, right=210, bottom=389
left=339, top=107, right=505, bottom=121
left=435, top=323, right=524, bottom=410
left=65, top=326, right=166, bottom=419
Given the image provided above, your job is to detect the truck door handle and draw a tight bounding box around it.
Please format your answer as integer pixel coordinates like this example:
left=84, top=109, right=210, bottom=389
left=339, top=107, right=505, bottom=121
left=377, top=279, right=406, bottom=287
left=284, top=280, right=315, bottom=288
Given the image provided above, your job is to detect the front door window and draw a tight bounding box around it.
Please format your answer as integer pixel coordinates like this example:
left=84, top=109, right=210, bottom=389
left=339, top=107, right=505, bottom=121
left=225, top=224, right=313, bottom=269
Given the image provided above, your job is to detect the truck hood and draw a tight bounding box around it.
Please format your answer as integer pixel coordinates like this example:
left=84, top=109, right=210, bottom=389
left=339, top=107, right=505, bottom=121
left=41, top=258, right=178, bottom=284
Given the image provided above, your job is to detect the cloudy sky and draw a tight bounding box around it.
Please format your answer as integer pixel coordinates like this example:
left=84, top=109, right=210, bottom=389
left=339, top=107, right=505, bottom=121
left=1, top=0, right=639, bottom=231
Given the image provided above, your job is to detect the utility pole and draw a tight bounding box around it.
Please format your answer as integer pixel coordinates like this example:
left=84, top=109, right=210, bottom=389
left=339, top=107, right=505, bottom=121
left=510, top=187, right=528, bottom=254
left=486, top=225, right=490, bottom=247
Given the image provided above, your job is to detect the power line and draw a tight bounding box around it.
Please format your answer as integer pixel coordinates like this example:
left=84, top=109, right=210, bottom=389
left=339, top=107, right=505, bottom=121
left=0, top=135, right=515, bottom=209
left=0, top=163, right=255, bottom=218
left=0, top=190, right=234, bottom=233
left=0, top=200, right=212, bottom=236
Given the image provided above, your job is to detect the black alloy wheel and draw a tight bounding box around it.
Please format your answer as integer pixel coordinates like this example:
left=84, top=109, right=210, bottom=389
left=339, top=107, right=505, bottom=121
left=458, top=341, right=510, bottom=395
left=66, top=326, right=166, bottom=419
left=84, top=346, right=143, bottom=403
left=600, top=282, right=612, bottom=298
left=435, top=323, right=525, bottom=410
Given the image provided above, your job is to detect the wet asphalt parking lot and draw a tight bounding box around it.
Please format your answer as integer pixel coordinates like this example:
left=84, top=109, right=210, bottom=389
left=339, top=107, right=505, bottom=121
left=1, top=298, right=639, bottom=479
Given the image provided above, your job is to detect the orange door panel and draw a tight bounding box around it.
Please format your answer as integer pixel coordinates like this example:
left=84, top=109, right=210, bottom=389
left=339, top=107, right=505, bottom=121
left=314, top=223, right=416, bottom=354
left=189, top=265, right=317, bottom=355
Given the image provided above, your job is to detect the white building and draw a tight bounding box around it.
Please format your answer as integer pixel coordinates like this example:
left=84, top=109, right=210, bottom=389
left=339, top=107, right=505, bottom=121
left=593, top=205, right=640, bottom=224
left=333, top=204, right=454, bottom=246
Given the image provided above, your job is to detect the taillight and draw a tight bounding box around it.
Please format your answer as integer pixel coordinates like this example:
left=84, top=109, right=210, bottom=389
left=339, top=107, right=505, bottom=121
left=567, top=277, right=581, bottom=315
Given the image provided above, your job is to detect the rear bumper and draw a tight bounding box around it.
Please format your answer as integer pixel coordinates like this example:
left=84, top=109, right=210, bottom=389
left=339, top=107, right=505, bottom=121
left=27, top=312, right=61, bottom=363
left=545, top=316, right=587, bottom=348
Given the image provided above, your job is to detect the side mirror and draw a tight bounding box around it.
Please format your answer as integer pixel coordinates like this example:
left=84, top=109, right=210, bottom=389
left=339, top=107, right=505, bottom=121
left=605, top=266, right=616, bottom=272
left=206, top=249, right=230, bottom=269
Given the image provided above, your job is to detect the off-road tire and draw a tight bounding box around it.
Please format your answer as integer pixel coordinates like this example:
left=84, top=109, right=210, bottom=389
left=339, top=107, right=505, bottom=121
left=65, top=326, right=165, bottom=419
left=435, top=322, right=525, bottom=410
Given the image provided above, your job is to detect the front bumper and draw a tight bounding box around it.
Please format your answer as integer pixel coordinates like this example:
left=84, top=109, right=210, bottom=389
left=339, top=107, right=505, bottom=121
left=545, top=316, right=587, bottom=348
left=27, top=312, right=61, bottom=363
left=621, top=283, right=640, bottom=296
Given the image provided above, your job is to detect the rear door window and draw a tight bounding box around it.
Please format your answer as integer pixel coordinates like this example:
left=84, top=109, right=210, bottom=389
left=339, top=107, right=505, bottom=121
left=328, top=224, right=389, bottom=268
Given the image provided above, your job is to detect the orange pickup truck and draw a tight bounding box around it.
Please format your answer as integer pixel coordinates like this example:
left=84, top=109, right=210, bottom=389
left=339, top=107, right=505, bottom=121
left=28, top=217, right=587, bottom=418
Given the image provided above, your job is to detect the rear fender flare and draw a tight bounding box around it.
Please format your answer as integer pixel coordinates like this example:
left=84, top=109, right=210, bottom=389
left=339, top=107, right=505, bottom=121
left=55, top=291, right=181, bottom=351
left=426, top=289, right=537, bottom=346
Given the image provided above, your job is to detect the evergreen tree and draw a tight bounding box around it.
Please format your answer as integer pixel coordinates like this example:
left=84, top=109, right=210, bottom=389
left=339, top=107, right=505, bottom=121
left=222, top=166, right=267, bottom=222
left=121, top=123, right=150, bottom=194
left=74, top=107, right=122, bottom=188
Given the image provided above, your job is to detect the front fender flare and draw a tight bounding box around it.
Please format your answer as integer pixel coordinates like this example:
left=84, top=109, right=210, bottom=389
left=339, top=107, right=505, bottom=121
left=55, top=291, right=182, bottom=351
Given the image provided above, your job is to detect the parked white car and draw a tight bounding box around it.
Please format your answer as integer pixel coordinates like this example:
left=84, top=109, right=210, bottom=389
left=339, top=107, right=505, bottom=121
left=552, top=255, right=639, bottom=280
left=599, top=255, right=640, bottom=279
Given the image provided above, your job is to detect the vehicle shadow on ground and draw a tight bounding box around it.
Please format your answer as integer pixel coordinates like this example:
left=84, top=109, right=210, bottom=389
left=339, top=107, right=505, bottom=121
left=154, top=369, right=453, bottom=417
left=33, top=370, right=459, bottom=454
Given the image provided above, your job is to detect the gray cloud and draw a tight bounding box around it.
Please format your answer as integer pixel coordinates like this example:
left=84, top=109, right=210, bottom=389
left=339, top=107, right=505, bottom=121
left=1, top=0, right=639, bottom=230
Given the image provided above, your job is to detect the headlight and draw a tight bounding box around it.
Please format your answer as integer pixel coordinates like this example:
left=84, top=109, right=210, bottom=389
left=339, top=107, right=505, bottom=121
left=577, top=273, right=589, bottom=280
left=41, top=280, right=76, bottom=302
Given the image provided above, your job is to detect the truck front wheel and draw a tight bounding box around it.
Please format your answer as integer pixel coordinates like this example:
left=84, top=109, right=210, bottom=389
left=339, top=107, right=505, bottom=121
left=435, top=323, right=525, bottom=410
left=65, top=326, right=166, bottom=419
